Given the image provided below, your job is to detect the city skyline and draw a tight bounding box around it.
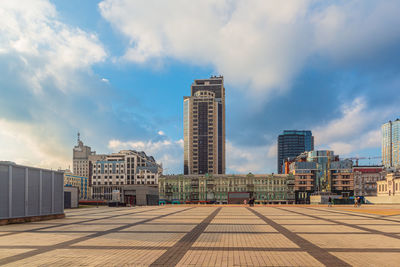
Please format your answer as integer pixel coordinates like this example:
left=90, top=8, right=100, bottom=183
left=1, top=1, right=400, bottom=174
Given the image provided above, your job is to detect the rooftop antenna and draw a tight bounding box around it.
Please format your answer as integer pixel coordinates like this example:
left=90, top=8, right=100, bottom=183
left=77, top=132, right=81, bottom=143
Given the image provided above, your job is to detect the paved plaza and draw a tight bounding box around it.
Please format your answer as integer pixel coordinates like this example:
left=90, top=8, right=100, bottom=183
left=1, top=205, right=400, bottom=266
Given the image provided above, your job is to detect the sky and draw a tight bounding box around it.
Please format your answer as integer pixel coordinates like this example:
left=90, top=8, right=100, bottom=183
left=1, top=0, right=400, bottom=174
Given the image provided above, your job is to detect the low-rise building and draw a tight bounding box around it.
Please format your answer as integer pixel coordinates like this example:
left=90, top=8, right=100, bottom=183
left=64, top=173, right=90, bottom=200
left=377, top=171, right=400, bottom=196
left=159, top=173, right=295, bottom=204
left=353, top=166, right=384, bottom=196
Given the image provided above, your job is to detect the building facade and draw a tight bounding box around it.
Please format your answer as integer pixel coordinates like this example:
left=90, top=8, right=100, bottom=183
left=184, top=76, right=225, bottom=175
left=382, top=119, right=400, bottom=168
left=353, top=166, right=384, bottom=196
left=289, top=150, right=354, bottom=203
left=91, top=150, right=162, bottom=200
left=64, top=173, right=90, bottom=200
left=159, top=174, right=295, bottom=204
left=277, top=130, right=314, bottom=174
left=72, top=133, right=105, bottom=186
left=377, top=171, right=400, bottom=196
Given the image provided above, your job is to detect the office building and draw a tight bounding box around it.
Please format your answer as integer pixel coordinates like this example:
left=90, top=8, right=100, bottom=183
left=91, top=150, right=162, bottom=200
left=382, top=119, right=400, bottom=167
left=184, top=76, right=225, bottom=175
left=159, top=173, right=295, bottom=204
left=277, top=130, right=314, bottom=174
left=64, top=173, right=90, bottom=199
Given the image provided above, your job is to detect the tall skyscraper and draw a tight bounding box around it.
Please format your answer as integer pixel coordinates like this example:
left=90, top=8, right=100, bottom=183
left=277, top=130, right=314, bottom=174
left=184, top=76, right=225, bottom=175
left=382, top=119, right=400, bottom=167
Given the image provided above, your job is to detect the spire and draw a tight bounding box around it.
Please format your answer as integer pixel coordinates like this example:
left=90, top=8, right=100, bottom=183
left=77, top=132, right=81, bottom=144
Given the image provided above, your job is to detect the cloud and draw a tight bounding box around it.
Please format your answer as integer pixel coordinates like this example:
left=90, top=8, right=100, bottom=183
left=101, top=78, right=109, bottom=83
left=313, top=97, right=394, bottom=156
left=0, top=0, right=106, bottom=93
left=226, top=140, right=276, bottom=174
left=99, top=0, right=400, bottom=100
left=0, top=0, right=111, bottom=170
left=108, top=137, right=183, bottom=174
left=157, top=130, right=165, bottom=136
left=0, top=118, right=70, bottom=169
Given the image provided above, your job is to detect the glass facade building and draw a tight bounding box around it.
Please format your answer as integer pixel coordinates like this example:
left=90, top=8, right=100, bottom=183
left=277, top=130, right=314, bottom=173
left=382, top=119, right=400, bottom=168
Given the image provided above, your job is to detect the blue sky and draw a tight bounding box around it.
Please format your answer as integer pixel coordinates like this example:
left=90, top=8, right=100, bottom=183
left=1, top=0, right=400, bottom=173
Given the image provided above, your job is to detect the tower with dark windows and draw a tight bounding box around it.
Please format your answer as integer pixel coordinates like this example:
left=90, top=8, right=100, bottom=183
left=184, top=76, right=225, bottom=175
left=277, top=130, right=314, bottom=174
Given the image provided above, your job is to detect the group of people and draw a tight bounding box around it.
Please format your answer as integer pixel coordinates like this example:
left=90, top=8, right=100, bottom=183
left=244, top=197, right=256, bottom=206
left=354, top=196, right=362, bottom=207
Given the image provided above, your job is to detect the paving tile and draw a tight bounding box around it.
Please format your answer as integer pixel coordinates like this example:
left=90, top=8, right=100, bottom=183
left=0, top=223, right=57, bottom=231
left=283, top=224, right=366, bottom=233
left=4, top=248, right=166, bottom=267
left=121, top=224, right=196, bottom=232
left=176, top=250, right=323, bottom=267
left=211, top=218, right=265, bottom=224
left=193, top=233, right=299, bottom=248
left=273, top=219, right=335, bottom=225
left=0, top=249, right=34, bottom=261
left=38, top=224, right=126, bottom=232
left=3, top=206, right=400, bottom=267
left=205, top=224, right=277, bottom=232
left=72, top=232, right=185, bottom=247
left=333, top=219, right=397, bottom=225
left=299, top=233, right=400, bottom=248
left=331, top=252, right=400, bottom=267
left=358, top=224, right=400, bottom=233
left=0, top=232, right=89, bottom=246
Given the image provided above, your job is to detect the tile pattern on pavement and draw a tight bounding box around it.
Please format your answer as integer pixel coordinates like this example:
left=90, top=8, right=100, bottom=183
left=0, top=205, right=400, bottom=266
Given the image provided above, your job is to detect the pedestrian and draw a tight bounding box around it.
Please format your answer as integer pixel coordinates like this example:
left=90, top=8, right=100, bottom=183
left=328, top=196, right=332, bottom=207
left=358, top=197, right=362, bottom=207
left=354, top=197, right=358, bottom=207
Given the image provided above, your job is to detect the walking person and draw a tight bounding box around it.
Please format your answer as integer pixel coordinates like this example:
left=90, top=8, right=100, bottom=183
left=328, top=196, right=332, bottom=207
left=354, top=197, right=358, bottom=207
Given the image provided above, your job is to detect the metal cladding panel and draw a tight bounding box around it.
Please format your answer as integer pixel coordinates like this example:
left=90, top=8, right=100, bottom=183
left=28, top=169, right=40, bottom=216
left=41, top=171, right=52, bottom=214
left=0, top=165, right=9, bottom=219
left=54, top=173, right=64, bottom=213
left=12, top=166, right=25, bottom=218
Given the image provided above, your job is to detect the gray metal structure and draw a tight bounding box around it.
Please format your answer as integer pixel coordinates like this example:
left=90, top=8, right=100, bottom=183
left=0, top=162, right=64, bottom=220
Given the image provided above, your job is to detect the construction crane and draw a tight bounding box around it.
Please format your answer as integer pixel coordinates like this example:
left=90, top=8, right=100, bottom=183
left=345, top=156, right=382, bottom=166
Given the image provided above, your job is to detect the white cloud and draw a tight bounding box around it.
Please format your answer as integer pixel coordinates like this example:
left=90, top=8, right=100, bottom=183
left=101, top=78, right=109, bottom=83
left=0, top=0, right=106, bottom=93
left=99, top=0, right=400, bottom=100
left=0, top=0, right=107, bottom=170
left=157, top=130, right=165, bottom=136
left=108, top=138, right=183, bottom=173
left=0, top=119, right=70, bottom=170
left=226, top=140, right=276, bottom=174
left=313, top=97, right=393, bottom=156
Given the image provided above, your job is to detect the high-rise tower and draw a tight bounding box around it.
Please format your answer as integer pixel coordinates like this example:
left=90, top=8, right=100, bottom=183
left=382, top=119, right=400, bottom=168
left=277, top=130, right=314, bottom=174
left=184, top=76, right=225, bottom=175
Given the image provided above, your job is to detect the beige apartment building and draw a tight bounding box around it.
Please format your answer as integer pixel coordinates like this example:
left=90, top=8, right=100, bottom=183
left=184, top=76, right=225, bottom=175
